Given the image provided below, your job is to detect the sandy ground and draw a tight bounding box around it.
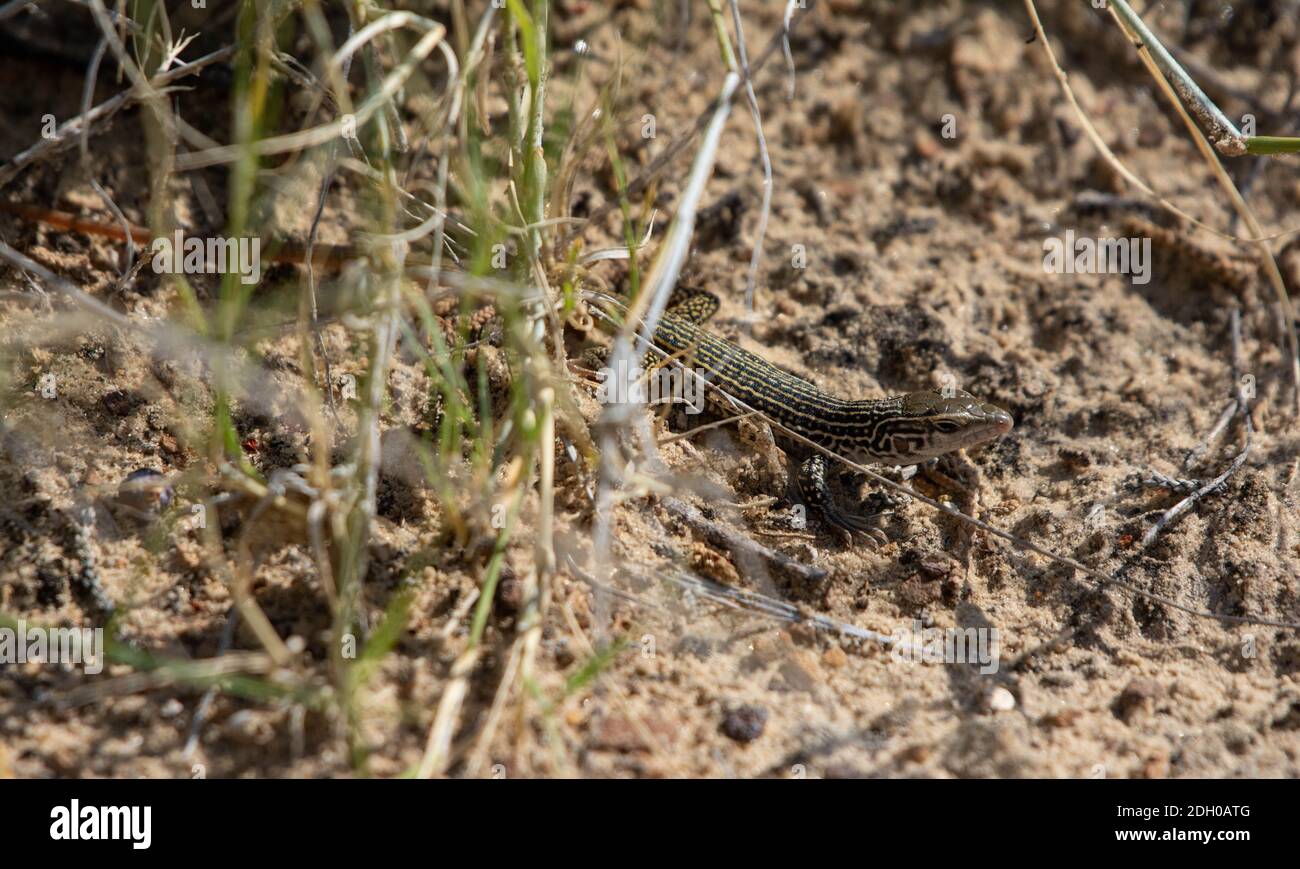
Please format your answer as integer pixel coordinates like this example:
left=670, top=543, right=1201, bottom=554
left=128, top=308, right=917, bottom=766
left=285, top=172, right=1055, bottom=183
left=2, top=1, right=1300, bottom=778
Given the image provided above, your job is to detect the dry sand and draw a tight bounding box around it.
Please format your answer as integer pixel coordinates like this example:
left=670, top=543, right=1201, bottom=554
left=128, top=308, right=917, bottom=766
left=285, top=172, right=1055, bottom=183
left=1, top=1, right=1299, bottom=778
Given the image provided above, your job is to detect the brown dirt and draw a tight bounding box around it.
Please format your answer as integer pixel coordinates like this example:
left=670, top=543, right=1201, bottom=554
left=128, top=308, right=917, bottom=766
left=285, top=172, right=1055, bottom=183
left=3, top=1, right=1300, bottom=778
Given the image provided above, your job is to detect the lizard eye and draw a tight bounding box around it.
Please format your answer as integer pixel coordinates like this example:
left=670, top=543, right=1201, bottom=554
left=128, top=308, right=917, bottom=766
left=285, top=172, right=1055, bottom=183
left=933, top=420, right=960, bottom=433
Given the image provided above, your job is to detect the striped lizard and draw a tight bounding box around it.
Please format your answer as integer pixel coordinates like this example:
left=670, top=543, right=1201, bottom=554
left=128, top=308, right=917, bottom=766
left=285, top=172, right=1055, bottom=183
left=599, top=289, right=1014, bottom=540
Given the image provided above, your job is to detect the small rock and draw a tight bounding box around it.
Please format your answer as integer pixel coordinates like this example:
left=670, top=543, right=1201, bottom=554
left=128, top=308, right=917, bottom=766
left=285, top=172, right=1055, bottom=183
left=898, top=744, right=932, bottom=764
left=222, top=710, right=275, bottom=745
left=1058, top=447, right=1092, bottom=470
left=100, top=388, right=139, bottom=417
left=822, top=645, right=848, bottom=669
left=897, top=574, right=943, bottom=608
left=917, top=553, right=955, bottom=578
left=552, top=638, right=575, bottom=668
left=986, top=686, right=1016, bottom=712
left=720, top=705, right=767, bottom=743
left=494, top=567, right=524, bottom=615
left=593, top=712, right=676, bottom=753
left=1039, top=708, right=1083, bottom=729
left=1113, top=678, right=1161, bottom=724
left=690, top=542, right=741, bottom=586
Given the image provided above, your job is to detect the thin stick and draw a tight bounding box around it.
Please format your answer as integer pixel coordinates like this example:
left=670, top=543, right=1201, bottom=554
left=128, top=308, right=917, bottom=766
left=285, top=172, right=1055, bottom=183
left=0, top=46, right=234, bottom=188
left=175, top=15, right=455, bottom=170
left=181, top=608, right=240, bottom=760
left=419, top=483, right=526, bottom=778
left=781, top=0, right=800, bottom=100
left=1142, top=446, right=1251, bottom=549
left=566, top=554, right=895, bottom=647
left=516, top=387, right=555, bottom=734
left=1102, top=2, right=1300, bottom=416
left=1106, top=0, right=1243, bottom=153
left=589, top=70, right=742, bottom=651
left=658, top=409, right=761, bottom=446
left=301, top=17, right=356, bottom=417
left=1021, top=1, right=1296, bottom=245
left=1142, top=310, right=1253, bottom=547
left=1183, top=400, right=1237, bottom=470
left=462, top=637, right=523, bottom=778
left=77, top=37, right=138, bottom=288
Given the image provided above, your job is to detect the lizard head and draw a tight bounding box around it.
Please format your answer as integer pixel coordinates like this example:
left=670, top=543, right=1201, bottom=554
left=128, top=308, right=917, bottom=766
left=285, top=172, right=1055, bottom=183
left=859, top=389, right=1013, bottom=464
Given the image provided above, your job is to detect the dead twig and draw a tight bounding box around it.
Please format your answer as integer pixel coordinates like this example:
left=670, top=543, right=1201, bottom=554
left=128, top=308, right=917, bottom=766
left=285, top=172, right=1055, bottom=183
left=1142, top=309, right=1253, bottom=547
left=0, top=46, right=234, bottom=189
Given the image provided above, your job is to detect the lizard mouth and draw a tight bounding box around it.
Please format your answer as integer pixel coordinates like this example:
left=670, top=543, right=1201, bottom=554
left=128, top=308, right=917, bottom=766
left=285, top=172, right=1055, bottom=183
left=986, top=407, right=1015, bottom=436
left=942, top=406, right=1014, bottom=453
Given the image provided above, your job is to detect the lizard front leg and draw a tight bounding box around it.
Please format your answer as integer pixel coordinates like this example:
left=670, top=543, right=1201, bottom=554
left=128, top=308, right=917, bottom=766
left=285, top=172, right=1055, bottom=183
left=794, top=453, right=888, bottom=546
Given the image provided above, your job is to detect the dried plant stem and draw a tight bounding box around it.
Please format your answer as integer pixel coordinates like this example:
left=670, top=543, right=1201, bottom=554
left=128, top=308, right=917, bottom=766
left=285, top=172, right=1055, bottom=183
left=589, top=71, right=741, bottom=649
left=176, top=15, right=455, bottom=170
left=419, top=482, right=527, bottom=778
left=579, top=2, right=813, bottom=232
left=1021, top=2, right=1291, bottom=243
left=418, top=644, right=478, bottom=779
left=1142, top=310, right=1254, bottom=547
left=462, top=638, right=523, bottom=778
left=1024, top=0, right=1300, bottom=414
left=1106, top=0, right=1243, bottom=153
left=1103, top=3, right=1300, bottom=416
left=0, top=46, right=233, bottom=188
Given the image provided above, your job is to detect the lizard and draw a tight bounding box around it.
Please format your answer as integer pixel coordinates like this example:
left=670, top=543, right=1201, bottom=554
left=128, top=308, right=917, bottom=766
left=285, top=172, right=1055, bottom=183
left=589, top=289, right=1014, bottom=541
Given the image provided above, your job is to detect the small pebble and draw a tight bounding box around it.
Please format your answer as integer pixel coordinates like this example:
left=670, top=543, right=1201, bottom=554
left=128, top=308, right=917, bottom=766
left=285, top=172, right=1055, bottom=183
left=553, top=638, right=575, bottom=668
left=986, top=686, right=1016, bottom=712
left=720, top=705, right=767, bottom=743
left=494, top=570, right=524, bottom=615
left=1113, top=678, right=1161, bottom=723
